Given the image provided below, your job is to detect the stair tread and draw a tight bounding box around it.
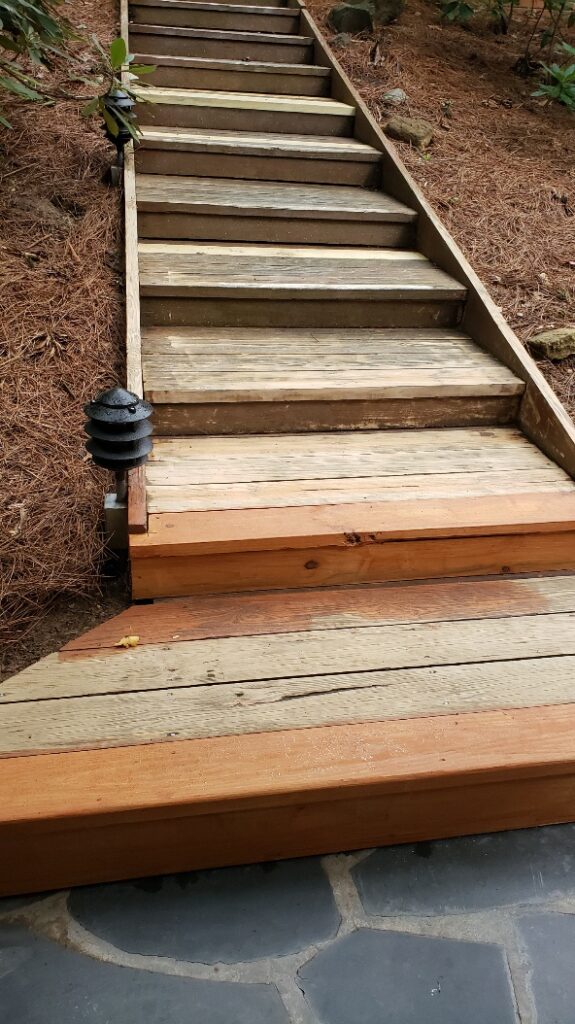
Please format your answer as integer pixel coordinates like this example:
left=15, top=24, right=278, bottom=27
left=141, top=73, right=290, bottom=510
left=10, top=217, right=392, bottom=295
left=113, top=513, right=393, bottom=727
left=142, top=427, right=575, bottom=515
left=130, top=23, right=312, bottom=42
left=139, top=124, right=379, bottom=160
left=141, top=326, right=524, bottom=403
left=133, top=0, right=296, bottom=14
left=138, top=85, right=354, bottom=115
left=138, top=241, right=466, bottom=299
left=136, top=173, right=415, bottom=220
left=136, top=54, right=330, bottom=75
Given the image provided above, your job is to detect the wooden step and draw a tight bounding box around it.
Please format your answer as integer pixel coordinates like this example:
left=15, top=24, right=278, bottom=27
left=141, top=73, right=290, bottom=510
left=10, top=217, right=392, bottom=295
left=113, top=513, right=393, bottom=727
left=136, top=174, right=417, bottom=246
left=6, top=573, right=575, bottom=894
left=139, top=54, right=331, bottom=95
left=130, top=0, right=301, bottom=33
left=136, top=126, right=381, bottom=186
left=130, top=428, right=575, bottom=598
left=136, top=85, right=355, bottom=135
left=138, top=242, right=467, bottom=328
left=142, top=327, right=525, bottom=433
left=129, top=24, right=314, bottom=61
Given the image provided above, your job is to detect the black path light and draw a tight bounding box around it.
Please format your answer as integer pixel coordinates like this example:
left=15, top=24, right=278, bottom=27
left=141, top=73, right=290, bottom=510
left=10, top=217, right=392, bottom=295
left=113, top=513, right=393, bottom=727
left=84, top=387, right=152, bottom=502
left=103, top=88, right=137, bottom=185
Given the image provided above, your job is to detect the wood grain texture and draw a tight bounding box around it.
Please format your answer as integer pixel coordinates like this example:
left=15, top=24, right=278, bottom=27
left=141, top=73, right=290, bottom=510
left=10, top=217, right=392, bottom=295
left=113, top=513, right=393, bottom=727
left=130, top=26, right=313, bottom=61
left=131, top=531, right=575, bottom=598
left=143, top=55, right=331, bottom=95
left=130, top=2, right=300, bottom=33
left=4, top=704, right=575, bottom=894
left=61, top=575, right=575, bottom=652
left=298, top=5, right=575, bottom=478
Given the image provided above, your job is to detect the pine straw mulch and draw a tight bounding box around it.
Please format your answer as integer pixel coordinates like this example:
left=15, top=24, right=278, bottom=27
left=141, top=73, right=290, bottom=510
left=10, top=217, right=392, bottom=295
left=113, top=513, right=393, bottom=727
left=0, top=0, right=128, bottom=670
left=308, top=0, right=575, bottom=413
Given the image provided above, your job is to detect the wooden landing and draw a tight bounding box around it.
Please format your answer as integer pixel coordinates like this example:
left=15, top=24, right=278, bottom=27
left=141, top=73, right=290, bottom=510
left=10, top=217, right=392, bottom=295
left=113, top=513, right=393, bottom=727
left=3, top=574, right=575, bottom=895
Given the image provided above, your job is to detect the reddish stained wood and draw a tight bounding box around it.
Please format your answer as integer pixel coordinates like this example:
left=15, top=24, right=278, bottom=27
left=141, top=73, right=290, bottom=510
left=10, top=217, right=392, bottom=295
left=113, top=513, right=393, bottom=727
left=60, top=575, right=562, bottom=656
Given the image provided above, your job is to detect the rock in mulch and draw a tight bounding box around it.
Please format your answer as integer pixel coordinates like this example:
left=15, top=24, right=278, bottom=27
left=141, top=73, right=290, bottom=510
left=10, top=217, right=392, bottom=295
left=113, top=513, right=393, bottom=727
left=385, top=115, right=434, bottom=148
left=529, top=328, right=575, bottom=362
left=328, top=0, right=404, bottom=35
left=383, top=88, right=408, bottom=105
left=328, top=2, right=374, bottom=34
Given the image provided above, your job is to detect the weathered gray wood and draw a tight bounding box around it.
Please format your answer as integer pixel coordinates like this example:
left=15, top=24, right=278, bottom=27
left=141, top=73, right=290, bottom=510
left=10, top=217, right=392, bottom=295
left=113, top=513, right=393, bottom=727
left=130, top=0, right=301, bottom=33
left=136, top=126, right=381, bottom=185
left=129, top=24, right=314, bottom=62
left=141, top=54, right=331, bottom=94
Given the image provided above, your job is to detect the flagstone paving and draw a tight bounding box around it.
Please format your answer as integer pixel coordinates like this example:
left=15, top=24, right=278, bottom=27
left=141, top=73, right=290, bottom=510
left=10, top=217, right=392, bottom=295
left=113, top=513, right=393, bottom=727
left=3, top=824, right=575, bottom=1023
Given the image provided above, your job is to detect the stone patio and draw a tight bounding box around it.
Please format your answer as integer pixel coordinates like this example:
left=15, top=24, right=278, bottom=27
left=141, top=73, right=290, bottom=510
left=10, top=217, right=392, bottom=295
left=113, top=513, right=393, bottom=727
left=3, top=824, right=575, bottom=1022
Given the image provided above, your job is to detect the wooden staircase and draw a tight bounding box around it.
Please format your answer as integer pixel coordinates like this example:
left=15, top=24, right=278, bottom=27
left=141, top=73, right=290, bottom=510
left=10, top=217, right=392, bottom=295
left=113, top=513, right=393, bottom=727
left=2, top=0, right=575, bottom=896
left=124, top=0, right=575, bottom=599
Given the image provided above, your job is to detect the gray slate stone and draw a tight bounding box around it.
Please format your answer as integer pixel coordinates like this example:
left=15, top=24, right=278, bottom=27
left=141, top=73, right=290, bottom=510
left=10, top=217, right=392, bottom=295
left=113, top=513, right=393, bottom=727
left=0, top=895, right=48, bottom=914
left=0, top=925, right=289, bottom=1024
left=69, top=859, right=340, bottom=963
left=518, top=912, right=575, bottom=1024
left=298, top=928, right=517, bottom=1024
left=529, top=327, right=575, bottom=361
left=353, top=825, right=575, bottom=915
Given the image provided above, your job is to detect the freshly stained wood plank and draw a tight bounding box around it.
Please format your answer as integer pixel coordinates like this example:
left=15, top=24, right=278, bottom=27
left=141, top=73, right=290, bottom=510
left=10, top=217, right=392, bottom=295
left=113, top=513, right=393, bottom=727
left=61, top=575, right=575, bottom=653
left=138, top=242, right=466, bottom=302
left=5, top=703, right=575, bottom=894
left=135, top=175, right=415, bottom=221
left=145, top=473, right=572, bottom=512
left=4, top=654, right=575, bottom=755
left=138, top=86, right=354, bottom=117
left=8, top=611, right=575, bottom=703
left=133, top=494, right=575, bottom=560
left=131, top=532, right=575, bottom=598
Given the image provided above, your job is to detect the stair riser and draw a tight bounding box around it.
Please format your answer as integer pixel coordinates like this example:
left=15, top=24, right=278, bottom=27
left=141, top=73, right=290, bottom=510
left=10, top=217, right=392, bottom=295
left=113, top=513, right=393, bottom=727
left=137, top=212, right=416, bottom=248
left=136, top=102, right=354, bottom=136
left=140, top=298, right=464, bottom=329
left=130, top=7, right=300, bottom=32
left=144, top=64, right=330, bottom=95
left=131, top=532, right=575, bottom=600
left=136, top=148, right=381, bottom=187
left=129, top=30, right=313, bottom=62
left=150, top=395, right=521, bottom=436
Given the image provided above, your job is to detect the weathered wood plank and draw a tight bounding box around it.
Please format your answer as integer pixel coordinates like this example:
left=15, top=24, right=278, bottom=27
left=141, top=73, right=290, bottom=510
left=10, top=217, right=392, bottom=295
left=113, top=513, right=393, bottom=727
left=61, top=575, right=575, bottom=653
left=7, top=611, right=575, bottom=703
left=3, top=653, right=575, bottom=755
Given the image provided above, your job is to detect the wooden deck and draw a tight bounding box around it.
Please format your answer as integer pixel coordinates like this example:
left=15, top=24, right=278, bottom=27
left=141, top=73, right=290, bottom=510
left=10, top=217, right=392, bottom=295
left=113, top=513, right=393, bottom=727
left=2, top=0, right=575, bottom=894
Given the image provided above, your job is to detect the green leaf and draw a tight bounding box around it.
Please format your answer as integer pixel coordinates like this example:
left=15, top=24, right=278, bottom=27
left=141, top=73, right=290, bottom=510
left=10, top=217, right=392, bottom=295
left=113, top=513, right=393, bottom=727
left=129, top=63, right=155, bottom=75
left=102, top=105, right=119, bottom=136
left=109, top=36, right=127, bottom=70
left=0, top=73, right=43, bottom=99
left=81, top=95, right=99, bottom=115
